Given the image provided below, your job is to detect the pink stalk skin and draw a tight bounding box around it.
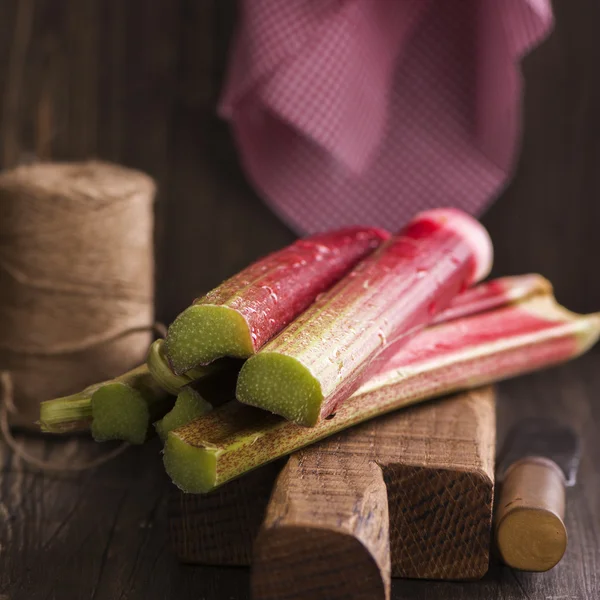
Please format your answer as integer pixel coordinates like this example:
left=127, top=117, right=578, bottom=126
left=360, top=296, right=599, bottom=393
left=165, top=296, right=600, bottom=493
left=431, top=274, right=552, bottom=325
left=237, top=209, right=493, bottom=425
left=167, top=227, right=388, bottom=373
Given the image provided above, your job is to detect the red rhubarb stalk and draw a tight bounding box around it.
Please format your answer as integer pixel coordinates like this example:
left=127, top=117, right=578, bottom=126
left=236, top=209, right=494, bottom=426
left=432, top=273, right=552, bottom=324
left=165, top=227, right=389, bottom=373
left=159, top=275, right=549, bottom=437
left=164, top=294, right=600, bottom=493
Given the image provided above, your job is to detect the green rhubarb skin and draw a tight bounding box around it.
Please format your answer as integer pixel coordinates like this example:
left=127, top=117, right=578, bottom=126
left=39, top=389, right=96, bottom=433
left=164, top=294, right=600, bottom=493
left=39, top=365, right=158, bottom=435
left=237, top=211, right=493, bottom=426
left=40, top=364, right=173, bottom=444
left=165, top=228, right=389, bottom=374
left=146, top=339, right=215, bottom=395
left=40, top=340, right=238, bottom=441
left=155, top=387, right=213, bottom=441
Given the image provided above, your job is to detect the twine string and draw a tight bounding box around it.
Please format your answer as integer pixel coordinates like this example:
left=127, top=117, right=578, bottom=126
left=0, top=161, right=159, bottom=470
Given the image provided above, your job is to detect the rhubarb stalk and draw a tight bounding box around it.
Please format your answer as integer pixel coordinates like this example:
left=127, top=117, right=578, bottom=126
left=164, top=294, right=600, bottom=493
left=165, top=227, right=389, bottom=373
left=90, top=364, right=173, bottom=444
left=155, top=274, right=549, bottom=437
left=237, top=209, right=494, bottom=426
left=146, top=339, right=225, bottom=395
left=40, top=364, right=172, bottom=443
left=38, top=274, right=545, bottom=441
left=155, top=387, right=213, bottom=441
left=431, top=273, right=551, bottom=324
left=154, top=357, right=240, bottom=440
left=40, top=338, right=242, bottom=443
left=39, top=390, right=95, bottom=434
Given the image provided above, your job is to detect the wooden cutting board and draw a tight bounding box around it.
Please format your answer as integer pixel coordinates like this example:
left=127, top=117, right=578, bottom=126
left=169, top=387, right=496, bottom=596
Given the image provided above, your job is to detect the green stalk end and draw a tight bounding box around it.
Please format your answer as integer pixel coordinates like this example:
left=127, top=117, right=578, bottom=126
left=155, top=387, right=213, bottom=441
left=91, top=383, right=151, bottom=444
left=163, top=432, right=218, bottom=493
left=236, top=353, right=323, bottom=427
left=39, top=364, right=174, bottom=441
left=90, top=365, right=174, bottom=444
left=39, top=391, right=94, bottom=433
left=166, top=305, right=254, bottom=374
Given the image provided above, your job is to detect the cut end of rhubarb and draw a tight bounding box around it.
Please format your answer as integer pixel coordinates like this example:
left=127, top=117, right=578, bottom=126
left=163, top=432, right=218, bottom=493
left=91, top=383, right=149, bottom=444
left=236, top=353, right=323, bottom=427
left=155, top=387, right=213, bottom=441
left=417, top=208, right=493, bottom=283
left=166, top=305, right=254, bottom=374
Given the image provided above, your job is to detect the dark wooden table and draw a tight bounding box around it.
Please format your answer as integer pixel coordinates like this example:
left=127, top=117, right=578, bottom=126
left=1, top=1, right=600, bottom=598
left=1, top=353, right=599, bottom=600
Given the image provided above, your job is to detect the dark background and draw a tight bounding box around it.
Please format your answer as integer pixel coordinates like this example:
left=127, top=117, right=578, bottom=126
left=1, top=0, right=599, bottom=320
left=0, top=1, right=599, bottom=599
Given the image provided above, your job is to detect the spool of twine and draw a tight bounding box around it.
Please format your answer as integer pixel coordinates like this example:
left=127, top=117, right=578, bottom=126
left=0, top=160, right=156, bottom=431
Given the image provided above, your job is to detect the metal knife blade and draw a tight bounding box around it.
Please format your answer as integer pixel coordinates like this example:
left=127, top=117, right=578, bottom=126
left=497, top=417, right=581, bottom=486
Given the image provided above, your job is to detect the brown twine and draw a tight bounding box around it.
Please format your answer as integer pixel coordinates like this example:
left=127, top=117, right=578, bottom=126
left=0, top=160, right=158, bottom=470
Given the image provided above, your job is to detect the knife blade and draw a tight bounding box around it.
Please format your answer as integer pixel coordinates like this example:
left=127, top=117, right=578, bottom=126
left=494, top=418, right=581, bottom=572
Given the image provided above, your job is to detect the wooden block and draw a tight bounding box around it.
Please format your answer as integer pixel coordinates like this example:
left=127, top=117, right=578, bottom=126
left=168, top=461, right=282, bottom=565
left=383, top=390, right=496, bottom=579
left=252, top=387, right=495, bottom=599
left=252, top=447, right=390, bottom=600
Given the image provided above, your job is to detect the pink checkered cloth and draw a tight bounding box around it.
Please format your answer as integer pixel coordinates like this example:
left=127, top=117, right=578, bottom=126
left=219, top=0, right=553, bottom=234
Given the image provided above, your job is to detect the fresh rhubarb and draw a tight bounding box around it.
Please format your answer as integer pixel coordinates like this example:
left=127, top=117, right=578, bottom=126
left=163, top=294, right=600, bottom=493
left=147, top=339, right=221, bottom=395
left=40, top=364, right=172, bottom=443
left=90, top=364, right=173, bottom=444
left=40, top=342, right=241, bottom=444
left=153, top=275, right=547, bottom=437
left=155, top=358, right=240, bottom=440
left=431, top=273, right=551, bottom=324
left=155, top=387, right=213, bottom=441
left=236, top=209, right=494, bottom=426
left=40, top=343, right=181, bottom=435
left=165, top=227, right=389, bottom=374
left=39, top=389, right=96, bottom=434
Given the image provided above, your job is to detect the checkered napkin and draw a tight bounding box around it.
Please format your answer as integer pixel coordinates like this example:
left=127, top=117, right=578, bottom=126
left=219, top=0, right=553, bottom=234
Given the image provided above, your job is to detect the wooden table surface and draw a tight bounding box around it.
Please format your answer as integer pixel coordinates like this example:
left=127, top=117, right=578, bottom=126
left=1, top=1, right=600, bottom=598
left=1, top=353, right=599, bottom=600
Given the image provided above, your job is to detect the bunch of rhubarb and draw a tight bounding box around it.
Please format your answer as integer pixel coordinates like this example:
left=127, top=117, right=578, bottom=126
left=37, top=210, right=599, bottom=498
left=39, top=340, right=208, bottom=444
left=164, top=279, right=599, bottom=492
left=40, top=226, right=389, bottom=443
left=165, top=226, right=389, bottom=373
left=237, top=208, right=494, bottom=425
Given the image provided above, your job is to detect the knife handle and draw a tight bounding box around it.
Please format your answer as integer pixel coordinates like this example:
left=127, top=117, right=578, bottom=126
left=495, top=456, right=567, bottom=571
